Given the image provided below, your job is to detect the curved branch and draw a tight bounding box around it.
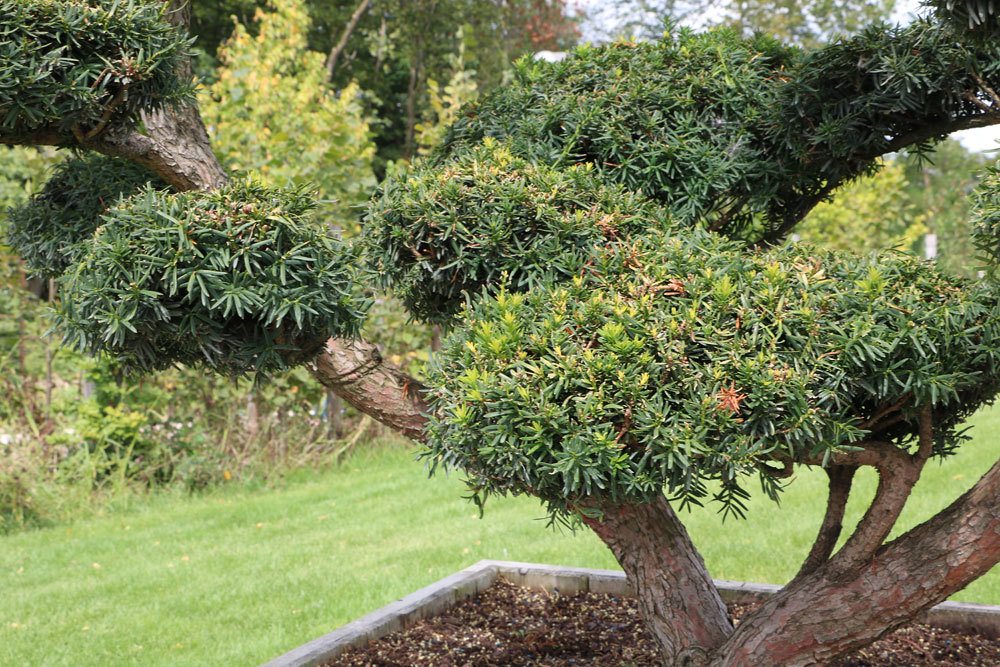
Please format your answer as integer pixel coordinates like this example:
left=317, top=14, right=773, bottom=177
left=822, top=408, right=934, bottom=573
left=826, top=457, right=921, bottom=575
left=325, top=0, right=373, bottom=83
left=792, top=464, right=856, bottom=581
left=798, top=438, right=913, bottom=469
left=311, top=338, right=430, bottom=442
left=857, top=394, right=911, bottom=431
left=711, top=455, right=1000, bottom=666
left=828, top=416, right=934, bottom=575
left=873, top=111, right=1000, bottom=159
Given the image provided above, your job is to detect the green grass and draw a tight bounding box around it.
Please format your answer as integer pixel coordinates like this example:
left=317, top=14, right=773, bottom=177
left=2, top=409, right=1000, bottom=667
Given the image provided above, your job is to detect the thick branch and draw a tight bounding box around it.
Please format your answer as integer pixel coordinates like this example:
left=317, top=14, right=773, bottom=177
left=311, top=338, right=429, bottom=442
left=857, top=394, right=911, bottom=431
left=792, top=464, right=856, bottom=581
left=325, top=0, right=373, bottom=83
left=102, top=106, right=228, bottom=191
left=711, top=456, right=1000, bottom=666
left=826, top=459, right=920, bottom=575
left=582, top=495, right=733, bottom=666
left=0, top=105, right=226, bottom=192
left=796, top=438, right=913, bottom=469
left=873, top=111, right=1000, bottom=158
left=821, top=410, right=934, bottom=573
left=768, top=177, right=845, bottom=242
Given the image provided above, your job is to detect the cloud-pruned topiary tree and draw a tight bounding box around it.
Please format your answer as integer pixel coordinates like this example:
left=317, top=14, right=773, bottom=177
left=6, top=1, right=1000, bottom=664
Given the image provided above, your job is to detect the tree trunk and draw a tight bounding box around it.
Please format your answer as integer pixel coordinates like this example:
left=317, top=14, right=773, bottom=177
left=582, top=495, right=733, bottom=666
left=711, top=457, right=1000, bottom=666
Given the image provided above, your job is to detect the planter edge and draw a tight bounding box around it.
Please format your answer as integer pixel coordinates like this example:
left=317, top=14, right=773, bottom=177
left=260, top=560, right=1000, bottom=667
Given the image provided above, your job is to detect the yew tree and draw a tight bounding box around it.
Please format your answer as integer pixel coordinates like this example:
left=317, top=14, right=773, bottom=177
left=5, top=1, right=1000, bottom=665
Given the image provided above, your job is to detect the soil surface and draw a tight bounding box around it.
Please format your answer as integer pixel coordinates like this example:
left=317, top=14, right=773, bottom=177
left=331, top=578, right=1000, bottom=666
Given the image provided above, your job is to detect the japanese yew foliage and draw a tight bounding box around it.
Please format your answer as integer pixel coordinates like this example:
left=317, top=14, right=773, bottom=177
left=9, top=1, right=1000, bottom=663
left=426, top=21, right=1000, bottom=243
left=0, top=0, right=192, bottom=142
left=6, top=153, right=168, bottom=278
left=426, top=229, right=1000, bottom=516
left=56, top=178, right=367, bottom=376
left=363, top=139, right=671, bottom=323
left=930, top=0, right=1000, bottom=39
left=366, top=9, right=1000, bottom=518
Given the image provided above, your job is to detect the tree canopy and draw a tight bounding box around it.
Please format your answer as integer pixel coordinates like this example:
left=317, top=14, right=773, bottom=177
left=4, top=1, right=1000, bottom=665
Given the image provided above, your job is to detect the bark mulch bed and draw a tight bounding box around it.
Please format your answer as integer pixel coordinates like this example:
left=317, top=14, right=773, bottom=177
left=331, top=578, right=1000, bottom=666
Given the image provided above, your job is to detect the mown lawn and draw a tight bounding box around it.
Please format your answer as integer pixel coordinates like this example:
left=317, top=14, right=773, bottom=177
left=2, top=408, right=1000, bottom=666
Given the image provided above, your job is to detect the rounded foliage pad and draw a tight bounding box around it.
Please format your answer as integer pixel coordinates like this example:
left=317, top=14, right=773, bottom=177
left=57, top=178, right=369, bottom=377
left=364, top=138, right=671, bottom=324
left=435, top=25, right=1000, bottom=244
left=6, top=153, right=168, bottom=278
left=427, top=229, right=1000, bottom=516
left=0, top=0, right=192, bottom=141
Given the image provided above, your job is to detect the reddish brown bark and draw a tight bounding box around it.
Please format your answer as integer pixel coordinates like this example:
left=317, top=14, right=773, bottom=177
left=793, top=464, right=856, bottom=580
left=712, top=457, right=1000, bottom=666
left=582, top=495, right=733, bottom=666
left=826, top=409, right=932, bottom=576
left=311, top=338, right=430, bottom=443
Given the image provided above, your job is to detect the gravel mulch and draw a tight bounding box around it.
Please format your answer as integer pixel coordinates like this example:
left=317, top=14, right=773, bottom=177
left=330, top=578, right=1000, bottom=666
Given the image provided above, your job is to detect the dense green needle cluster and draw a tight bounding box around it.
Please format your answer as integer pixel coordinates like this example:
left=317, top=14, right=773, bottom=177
left=437, top=29, right=796, bottom=242
left=363, top=139, right=672, bottom=323
left=426, top=230, right=1000, bottom=515
left=387, top=23, right=1000, bottom=245
left=6, top=154, right=168, bottom=278
left=357, top=5, right=1000, bottom=515
left=0, top=0, right=192, bottom=141
left=928, top=0, right=1000, bottom=39
left=770, top=18, right=1000, bottom=235
left=56, top=178, right=368, bottom=377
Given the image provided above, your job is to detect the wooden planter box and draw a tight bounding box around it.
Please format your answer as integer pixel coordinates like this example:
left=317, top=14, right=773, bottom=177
left=261, top=560, right=1000, bottom=667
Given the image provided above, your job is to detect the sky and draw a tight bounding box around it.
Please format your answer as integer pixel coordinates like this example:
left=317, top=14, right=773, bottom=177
left=573, top=0, right=1000, bottom=154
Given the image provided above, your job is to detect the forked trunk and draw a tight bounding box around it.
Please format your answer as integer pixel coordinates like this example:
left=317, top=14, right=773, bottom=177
left=581, top=495, right=733, bottom=666
left=582, top=458, right=1000, bottom=667
left=711, top=458, right=1000, bottom=666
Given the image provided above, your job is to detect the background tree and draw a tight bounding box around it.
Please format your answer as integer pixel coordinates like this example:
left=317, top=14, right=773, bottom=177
left=190, top=0, right=581, bottom=166
left=796, top=159, right=927, bottom=252
left=587, top=0, right=896, bottom=46
left=904, top=138, right=992, bottom=276
left=5, top=2, right=1000, bottom=667
left=200, top=0, right=376, bottom=228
